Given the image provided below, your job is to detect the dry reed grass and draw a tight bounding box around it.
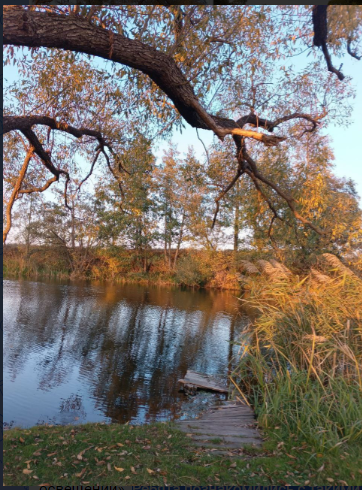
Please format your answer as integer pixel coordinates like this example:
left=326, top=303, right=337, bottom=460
left=231, top=268, right=362, bottom=451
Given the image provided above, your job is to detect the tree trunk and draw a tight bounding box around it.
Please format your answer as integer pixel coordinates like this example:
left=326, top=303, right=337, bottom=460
left=234, top=204, right=239, bottom=253
left=25, top=196, right=33, bottom=257
left=71, top=204, right=76, bottom=250
left=173, top=210, right=185, bottom=269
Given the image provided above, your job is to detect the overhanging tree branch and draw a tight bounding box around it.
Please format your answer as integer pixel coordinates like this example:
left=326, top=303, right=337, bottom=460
left=4, top=9, right=301, bottom=145
left=312, top=5, right=345, bottom=81
left=3, top=146, right=34, bottom=244
left=4, top=7, right=326, bottom=235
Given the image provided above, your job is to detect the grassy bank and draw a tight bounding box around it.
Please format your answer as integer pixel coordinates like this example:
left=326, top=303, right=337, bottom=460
left=3, top=244, right=248, bottom=290
left=4, top=420, right=362, bottom=486
left=229, top=255, right=362, bottom=480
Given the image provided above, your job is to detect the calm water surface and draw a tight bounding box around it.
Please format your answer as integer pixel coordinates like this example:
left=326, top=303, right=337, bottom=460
left=3, top=278, right=248, bottom=428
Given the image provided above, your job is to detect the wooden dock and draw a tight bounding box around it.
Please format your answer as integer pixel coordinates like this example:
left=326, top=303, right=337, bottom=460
left=178, top=370, right=228, bottom=393
left=175, top=400, right=262, bottom=454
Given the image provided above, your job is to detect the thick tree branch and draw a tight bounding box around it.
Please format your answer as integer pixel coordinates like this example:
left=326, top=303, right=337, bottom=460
left=4, top=115, right=109, bottom=144
left=3, top=115, right=122, bottom=206
left=3, top=7, right=325, bottom=236
left=4, top=9, right=293, bottom=145
left=312, top=5, right=345, bottom=81
left=3, top=147, right=34, bottom=244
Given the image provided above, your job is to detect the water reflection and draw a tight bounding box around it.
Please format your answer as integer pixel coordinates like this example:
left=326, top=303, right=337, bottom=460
left=3, top=278, right=248, bottom=428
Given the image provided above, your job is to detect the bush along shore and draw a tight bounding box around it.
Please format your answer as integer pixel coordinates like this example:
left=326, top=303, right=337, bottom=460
left=4, top=252, right=362, bottom=485
left=4, top=244, right=361, bottom=290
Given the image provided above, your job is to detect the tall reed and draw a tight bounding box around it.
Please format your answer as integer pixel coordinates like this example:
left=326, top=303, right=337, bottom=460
left=231, top=267, right=362, bottom=452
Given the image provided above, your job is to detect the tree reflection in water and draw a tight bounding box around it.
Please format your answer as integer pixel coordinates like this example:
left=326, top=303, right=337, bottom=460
left=4, top=279, right=249, bottom=428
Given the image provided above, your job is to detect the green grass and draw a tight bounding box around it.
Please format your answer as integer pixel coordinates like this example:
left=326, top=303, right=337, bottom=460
left=3, top=421, right=362, bottom=485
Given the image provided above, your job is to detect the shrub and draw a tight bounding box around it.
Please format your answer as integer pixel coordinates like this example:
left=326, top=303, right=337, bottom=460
left=175, top=253, right=213, bottom=287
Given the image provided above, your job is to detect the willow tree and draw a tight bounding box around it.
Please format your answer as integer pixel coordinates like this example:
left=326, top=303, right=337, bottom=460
left=3, top=5, right=361, bottom=243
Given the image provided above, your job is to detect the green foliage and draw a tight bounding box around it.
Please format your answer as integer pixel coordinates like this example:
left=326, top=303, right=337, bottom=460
left=175, top=254, right=213, bottom=287
left=254, top=372, right=362, bottom=451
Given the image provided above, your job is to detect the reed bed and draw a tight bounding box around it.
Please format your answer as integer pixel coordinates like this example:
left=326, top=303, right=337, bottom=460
left=231, top=261, right=362, bottom=452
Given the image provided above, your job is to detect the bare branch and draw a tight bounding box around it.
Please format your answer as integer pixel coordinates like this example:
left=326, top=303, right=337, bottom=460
left=242, top=149, right=328, bottom=235
left=18, top=176, right=58, bottom=195
left=212, top=166, right=244, bottom=229
left=347, top=36, right=361, bottom=61
left=244, top=169, right=283, bottom=224
left=76, top=149, right=101, bottom=193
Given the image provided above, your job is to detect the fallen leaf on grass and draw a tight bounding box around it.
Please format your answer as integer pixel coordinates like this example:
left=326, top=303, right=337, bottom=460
left=114, top=466, right=124, bottom=472
left=33, top=476, right=39, bottom=480
left=75, top=468, right=86, bottom=478
left=33, top=451, right=42, bottom=457
left=131, top=466, right=137, bottom=475
left=142, top=445, right=151, bottom=450
left=107, top=463, right=112, bottom=472
left=47, top=452, right=57, bottom=457
left=77, top=446, right=93, bottom=460
left=317, top=464, right=325, bottom=472
left=125, top=476, right=131, bottom=480
left=286, top=453, right=296, bottom=459
left=326, top=478, right=334, bottom=483
left=147, top=468, right=155, bottom=475
left=19, top=437, right=25, bottom=443
left=229, top=462, right=237, bottom=468
left=116, top=443, right=124, bottom=447
left=23, top=469, right=33, bottom=475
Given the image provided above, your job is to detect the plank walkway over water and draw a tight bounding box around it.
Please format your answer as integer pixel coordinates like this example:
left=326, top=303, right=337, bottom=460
left=175, top=400, right=262, bottom=454
left=178, top=370, right=228, bottom=393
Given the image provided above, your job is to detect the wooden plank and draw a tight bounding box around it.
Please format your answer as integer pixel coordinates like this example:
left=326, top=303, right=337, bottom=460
left=189, top=434, right=261, bottom=444
left=178, top=421, right=256, bottom=429
left=178, top=427, right=260, bottom=438
left=178, top=424, right=260, bottom=435
left=192, top=439, right=262, bottom=448
left=178, top=370, right=228, bottom=393
left=196, top=413, right=255, bottom=422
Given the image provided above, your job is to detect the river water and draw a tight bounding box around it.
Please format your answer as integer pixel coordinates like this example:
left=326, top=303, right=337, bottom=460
left=3, top=278, right=248, bottom=429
